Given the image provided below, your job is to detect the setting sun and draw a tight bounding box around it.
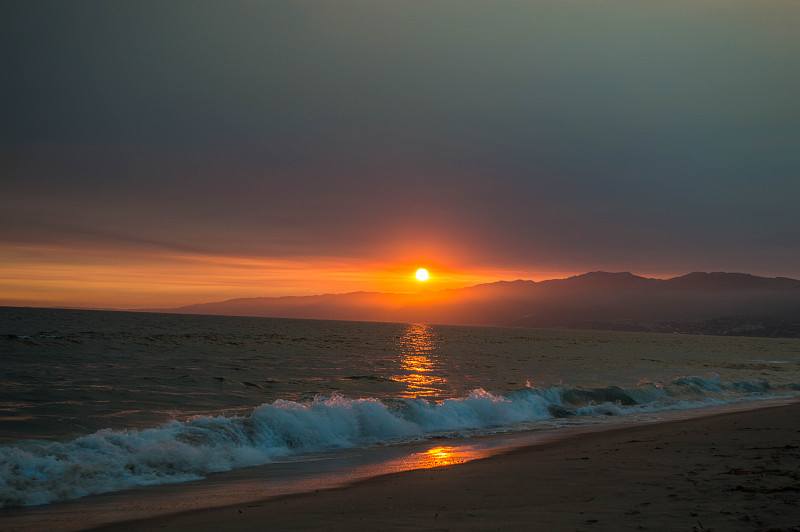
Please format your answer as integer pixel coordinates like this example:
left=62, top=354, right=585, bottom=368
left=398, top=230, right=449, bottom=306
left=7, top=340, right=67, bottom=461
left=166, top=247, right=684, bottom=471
left=415, top=268, right=430, bottom=282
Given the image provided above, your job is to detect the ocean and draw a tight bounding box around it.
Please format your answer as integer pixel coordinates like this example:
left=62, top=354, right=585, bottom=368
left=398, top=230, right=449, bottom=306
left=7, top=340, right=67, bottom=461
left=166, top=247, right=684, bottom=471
left=1, top=306, right=799, bottom=527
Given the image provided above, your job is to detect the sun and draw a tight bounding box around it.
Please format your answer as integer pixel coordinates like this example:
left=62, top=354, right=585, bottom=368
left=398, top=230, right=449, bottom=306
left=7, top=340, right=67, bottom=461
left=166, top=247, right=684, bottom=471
left=415, top=268, right=430, bottom=282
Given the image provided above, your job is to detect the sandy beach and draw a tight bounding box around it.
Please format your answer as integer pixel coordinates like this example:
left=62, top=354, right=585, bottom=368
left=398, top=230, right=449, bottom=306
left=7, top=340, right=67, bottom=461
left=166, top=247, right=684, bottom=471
left=88, top=402, right=800, bottom=532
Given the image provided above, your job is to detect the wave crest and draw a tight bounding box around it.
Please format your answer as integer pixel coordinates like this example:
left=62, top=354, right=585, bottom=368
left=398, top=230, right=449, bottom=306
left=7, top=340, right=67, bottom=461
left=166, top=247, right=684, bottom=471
left=1, top=375, right=794, bottom=508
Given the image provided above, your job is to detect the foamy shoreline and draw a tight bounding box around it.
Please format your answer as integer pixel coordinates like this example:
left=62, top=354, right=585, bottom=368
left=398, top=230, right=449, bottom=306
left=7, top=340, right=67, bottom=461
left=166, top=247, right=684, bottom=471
left=0, top=399, right=800, bottom=531
left=3, top=399, right=794, bottom=532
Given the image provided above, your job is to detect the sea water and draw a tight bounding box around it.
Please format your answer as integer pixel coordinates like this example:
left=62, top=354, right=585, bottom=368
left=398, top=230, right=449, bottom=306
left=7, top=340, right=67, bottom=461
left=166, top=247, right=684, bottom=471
left=1, top=306, right=799, bottom=514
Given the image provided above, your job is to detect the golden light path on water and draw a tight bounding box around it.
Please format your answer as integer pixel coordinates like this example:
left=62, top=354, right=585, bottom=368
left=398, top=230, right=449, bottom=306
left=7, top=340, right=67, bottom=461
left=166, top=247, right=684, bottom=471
left=391, top=323, right=448, bottom=398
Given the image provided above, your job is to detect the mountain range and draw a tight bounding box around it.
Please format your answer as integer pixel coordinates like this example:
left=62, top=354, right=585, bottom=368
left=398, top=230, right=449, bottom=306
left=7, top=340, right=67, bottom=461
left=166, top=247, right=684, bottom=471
left=165, top=272, right=800, bottom=337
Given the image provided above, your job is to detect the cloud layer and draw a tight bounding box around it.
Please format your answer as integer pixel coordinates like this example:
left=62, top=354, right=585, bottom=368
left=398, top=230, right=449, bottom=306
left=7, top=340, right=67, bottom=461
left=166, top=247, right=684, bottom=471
left=2, top=1, right=799, bottom=305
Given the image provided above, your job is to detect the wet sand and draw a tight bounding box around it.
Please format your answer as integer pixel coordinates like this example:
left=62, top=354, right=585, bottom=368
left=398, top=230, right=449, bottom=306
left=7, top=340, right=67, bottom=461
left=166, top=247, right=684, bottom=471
left=92, top=401, right=800, bottom=532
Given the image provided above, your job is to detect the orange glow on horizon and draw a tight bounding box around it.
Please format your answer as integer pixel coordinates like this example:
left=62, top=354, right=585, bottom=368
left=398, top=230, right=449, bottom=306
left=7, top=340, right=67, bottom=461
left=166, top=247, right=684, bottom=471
left=0, top=242, right=577, bottom=309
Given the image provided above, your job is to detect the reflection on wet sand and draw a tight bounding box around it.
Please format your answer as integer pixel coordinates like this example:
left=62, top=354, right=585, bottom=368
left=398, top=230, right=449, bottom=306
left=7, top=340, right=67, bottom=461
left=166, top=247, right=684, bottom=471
left=419, top=446, right=463, bottom=467
left=392, top=324, right=447, bottom=398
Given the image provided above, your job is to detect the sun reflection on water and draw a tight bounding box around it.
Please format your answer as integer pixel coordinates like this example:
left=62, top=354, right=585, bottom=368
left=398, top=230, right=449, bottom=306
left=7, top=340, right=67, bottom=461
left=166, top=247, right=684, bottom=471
left=392, top=323, right=447, bottom=399
left=421, top=446, right=462, bottom=467
left=387, top=444, right=486, bottom=471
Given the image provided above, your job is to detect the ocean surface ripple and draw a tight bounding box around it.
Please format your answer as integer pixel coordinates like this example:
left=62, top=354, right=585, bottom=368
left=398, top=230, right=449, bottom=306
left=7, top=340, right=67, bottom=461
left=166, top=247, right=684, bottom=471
left=1, top=307, right=798, bottom=507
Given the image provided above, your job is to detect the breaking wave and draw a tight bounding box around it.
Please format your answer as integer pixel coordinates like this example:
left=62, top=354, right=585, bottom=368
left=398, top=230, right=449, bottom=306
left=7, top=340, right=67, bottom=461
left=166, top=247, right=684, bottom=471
left=1, top=375, right=796, bottom=508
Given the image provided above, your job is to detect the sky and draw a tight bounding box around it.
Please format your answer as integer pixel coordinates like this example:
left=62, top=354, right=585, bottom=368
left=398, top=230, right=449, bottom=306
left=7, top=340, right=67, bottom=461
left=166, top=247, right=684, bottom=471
left=2, top=1, right=799, bottom=308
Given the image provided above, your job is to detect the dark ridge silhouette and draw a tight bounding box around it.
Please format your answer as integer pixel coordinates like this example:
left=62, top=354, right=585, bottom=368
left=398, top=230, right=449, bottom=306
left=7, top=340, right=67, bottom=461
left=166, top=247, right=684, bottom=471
left=164, top=272, right=800, bottom=337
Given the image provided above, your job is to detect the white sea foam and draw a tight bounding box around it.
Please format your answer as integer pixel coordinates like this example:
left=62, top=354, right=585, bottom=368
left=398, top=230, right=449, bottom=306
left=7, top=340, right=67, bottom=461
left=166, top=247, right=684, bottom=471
left=0, top=377, right=795, bottom=508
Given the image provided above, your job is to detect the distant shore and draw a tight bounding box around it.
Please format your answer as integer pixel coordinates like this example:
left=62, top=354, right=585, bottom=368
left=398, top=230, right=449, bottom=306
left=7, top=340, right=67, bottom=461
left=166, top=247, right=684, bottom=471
left=92, top=401, right=800, bottom=532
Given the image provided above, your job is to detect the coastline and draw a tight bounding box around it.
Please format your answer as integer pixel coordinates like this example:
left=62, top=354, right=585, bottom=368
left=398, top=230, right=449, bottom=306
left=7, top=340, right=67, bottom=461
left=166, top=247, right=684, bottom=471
left=87, top=401, right=800, bottom=532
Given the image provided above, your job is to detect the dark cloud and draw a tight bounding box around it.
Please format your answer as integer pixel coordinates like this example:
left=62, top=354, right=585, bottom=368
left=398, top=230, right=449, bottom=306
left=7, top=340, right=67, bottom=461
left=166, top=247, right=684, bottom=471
left=2, top=1, right=799, bottom=279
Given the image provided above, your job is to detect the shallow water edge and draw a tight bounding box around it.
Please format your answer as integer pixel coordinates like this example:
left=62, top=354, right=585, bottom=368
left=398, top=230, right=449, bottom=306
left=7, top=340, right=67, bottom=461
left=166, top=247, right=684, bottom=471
left=1, top=396, right=797, bottom=532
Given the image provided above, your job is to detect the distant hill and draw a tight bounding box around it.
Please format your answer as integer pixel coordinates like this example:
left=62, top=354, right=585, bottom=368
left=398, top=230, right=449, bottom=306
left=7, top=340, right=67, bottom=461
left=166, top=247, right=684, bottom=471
left=164, top=272, right=800, bottom=337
